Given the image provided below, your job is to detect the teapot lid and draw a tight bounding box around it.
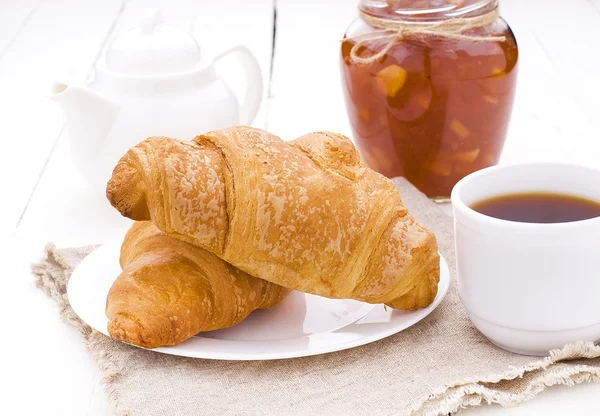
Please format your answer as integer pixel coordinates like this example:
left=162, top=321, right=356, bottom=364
left=103, top=9, right=203, bottom=75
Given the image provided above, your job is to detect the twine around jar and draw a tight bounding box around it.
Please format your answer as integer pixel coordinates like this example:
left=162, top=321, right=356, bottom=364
left=348, top=7, right=506, bottom=65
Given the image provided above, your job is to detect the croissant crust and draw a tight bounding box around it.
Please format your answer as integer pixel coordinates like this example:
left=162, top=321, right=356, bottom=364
left=106, top=127, right=440, bottom=310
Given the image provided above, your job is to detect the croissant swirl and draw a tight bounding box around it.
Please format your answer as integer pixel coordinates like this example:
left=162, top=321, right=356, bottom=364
left=107, top=127, right=439, bottom=310
left=106, top=221, right=290, bottom=348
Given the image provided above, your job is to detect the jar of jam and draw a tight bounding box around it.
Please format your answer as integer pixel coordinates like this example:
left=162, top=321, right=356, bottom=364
left=340, top=0, right=518, bottom=201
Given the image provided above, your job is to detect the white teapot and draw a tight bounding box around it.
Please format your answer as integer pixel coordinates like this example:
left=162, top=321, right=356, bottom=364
left=49, top=9, right=262, bottom=188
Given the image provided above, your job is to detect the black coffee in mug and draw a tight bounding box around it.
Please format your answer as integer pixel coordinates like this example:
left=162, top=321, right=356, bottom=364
left=470, top=192, right=600, bottom=223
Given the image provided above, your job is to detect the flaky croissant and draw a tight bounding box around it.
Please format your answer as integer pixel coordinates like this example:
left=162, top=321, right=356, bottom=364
left=106, top=221, right=290, bottom=348
left=107, top=127, right=439, bottom=310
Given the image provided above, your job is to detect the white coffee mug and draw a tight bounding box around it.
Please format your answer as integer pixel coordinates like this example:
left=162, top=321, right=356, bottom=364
left=451, top=163, right=600, bottom=356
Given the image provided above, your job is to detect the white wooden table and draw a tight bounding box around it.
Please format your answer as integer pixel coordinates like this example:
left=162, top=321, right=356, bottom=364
left=2, top=0, right=600, bottom=414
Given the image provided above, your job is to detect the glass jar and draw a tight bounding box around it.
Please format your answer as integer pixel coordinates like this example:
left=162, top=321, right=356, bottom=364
left=340, top=0, right=518, bottom=201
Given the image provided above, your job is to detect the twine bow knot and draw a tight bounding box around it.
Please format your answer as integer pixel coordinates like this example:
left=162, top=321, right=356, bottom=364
left=349, top=8, right=505, bottom=65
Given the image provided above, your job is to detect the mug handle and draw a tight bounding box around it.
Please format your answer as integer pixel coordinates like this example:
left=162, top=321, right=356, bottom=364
left=214, top=45, right=263, bottom=125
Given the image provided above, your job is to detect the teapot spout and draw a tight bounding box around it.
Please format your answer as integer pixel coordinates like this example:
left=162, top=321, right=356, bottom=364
left=49, top=83, right=120, bottom=152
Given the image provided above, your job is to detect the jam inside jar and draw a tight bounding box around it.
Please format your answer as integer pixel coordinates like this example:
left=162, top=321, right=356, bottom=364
left=340, top=0, right=518, bottom=200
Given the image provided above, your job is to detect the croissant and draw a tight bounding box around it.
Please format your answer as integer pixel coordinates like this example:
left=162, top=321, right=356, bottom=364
left=107, top=127, right=440, bottom=310
left=106, top=221, right=290, bottom=348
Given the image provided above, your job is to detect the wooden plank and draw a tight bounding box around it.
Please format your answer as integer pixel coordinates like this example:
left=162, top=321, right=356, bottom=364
left=0, top=2, right=125, bottom=415
left=3, top=236, right=103, bottom=416
left=0, top=0, right=125, bottom=234
left=268, top=0, right=356, bottom=140
left=16, top=0, right=275, bottom=247
left=499, top=0, right=600, bottom=167
left=0, top=0, right=39, bottom=56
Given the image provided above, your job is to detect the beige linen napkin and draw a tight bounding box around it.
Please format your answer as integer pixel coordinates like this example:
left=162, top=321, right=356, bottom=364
left=32, top=178, right=600, bottom=416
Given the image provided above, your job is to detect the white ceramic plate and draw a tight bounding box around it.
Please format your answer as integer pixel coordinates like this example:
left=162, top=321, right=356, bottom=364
left=68, top=240, right=450, bottom=360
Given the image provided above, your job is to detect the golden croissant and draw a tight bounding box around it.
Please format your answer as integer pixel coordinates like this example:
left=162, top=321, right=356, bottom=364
left=107, top=127, right=440, bottom=310
left=106, top=221, right=290, bottom=348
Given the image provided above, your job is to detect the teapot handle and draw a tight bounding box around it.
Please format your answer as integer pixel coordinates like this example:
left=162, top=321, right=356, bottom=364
left=214, top=45, right=263, bottom=125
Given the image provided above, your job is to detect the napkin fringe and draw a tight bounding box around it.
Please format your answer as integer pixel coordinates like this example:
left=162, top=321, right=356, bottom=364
left=416, top=366, right=600, bottom=416
left=410, top=342, right=600, bottom=415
